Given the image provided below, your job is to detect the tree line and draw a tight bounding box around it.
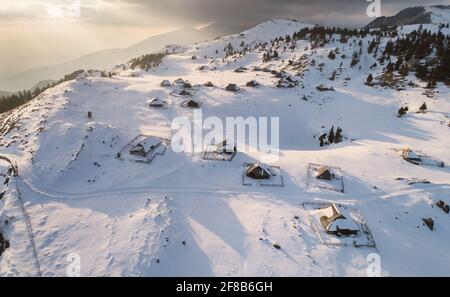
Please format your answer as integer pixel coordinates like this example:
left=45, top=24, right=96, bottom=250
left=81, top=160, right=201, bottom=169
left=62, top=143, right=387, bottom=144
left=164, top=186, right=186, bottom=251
left=1, top=70, right=87, bottom=114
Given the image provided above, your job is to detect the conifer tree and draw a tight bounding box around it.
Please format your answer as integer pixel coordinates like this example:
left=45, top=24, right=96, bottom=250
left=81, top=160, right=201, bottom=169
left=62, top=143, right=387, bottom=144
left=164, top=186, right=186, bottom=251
left=419, top=102, right=427, bottom=112
left=328, top=126, right=335, bottom=144
left=335, top=127, right=343, bottom=143
left=399, top=64, right=409, bottom=76
left=328, top=50, right=336, bottom=60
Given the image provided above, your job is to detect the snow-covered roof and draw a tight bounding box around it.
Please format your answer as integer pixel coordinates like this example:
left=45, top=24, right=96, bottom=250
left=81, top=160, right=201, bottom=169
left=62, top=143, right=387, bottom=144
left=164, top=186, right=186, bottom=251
left=403, top=149, right=422, bottom=161
left=216, top=139, right=234, bottom=152
left=314, top=166, right=333, bottom=178
left=328, top=217, right=359, bottom=233
left=246, top=80, right=260, bottom=86
left=226, top=83, right=240, bottom=91
left=248, top=162, right=275, bottom=176
left=130, top=137, right=161, bottom=154
left=161, top=80, right=171, bottom=86
left=185, top=99, right=200, bottom=107
left=196, top=65, right=209, bottom=71
left=314, top=204, right=359, bottom=233
left=179, top=90, right=191, bottom=96
left=148, top=97, right=164, bottom=106
left=234, top=67, right=248, bottom=72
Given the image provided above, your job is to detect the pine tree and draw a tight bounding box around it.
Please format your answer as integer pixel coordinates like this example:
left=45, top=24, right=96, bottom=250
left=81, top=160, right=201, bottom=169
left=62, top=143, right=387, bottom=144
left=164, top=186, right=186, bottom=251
left=335, top=127, right=343, bottom=143
left=366, top=74, right=374, bottom=84
left=394, top=56, right=403, bottom=71
left=328, top=50, right=336, bottom=60
left=350, top=52, right=359, bottom=67
left=425, top=80, right=436, bottom=89
left=385, top=61, right=394, bottom=73
left=319, top=134, right=327, bottom=147
left=399, top=64, right=409, bottom=76
left=398, top=106, right=408, bottom=117
left=328, top=126, right=335, bottom=144
left=419, top=102, right=427, bottom=112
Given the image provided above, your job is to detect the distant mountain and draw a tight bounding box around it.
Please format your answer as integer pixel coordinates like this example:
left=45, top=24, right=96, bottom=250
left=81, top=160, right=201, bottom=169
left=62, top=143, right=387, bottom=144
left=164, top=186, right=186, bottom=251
left=366, top=5, right=450, bottom=28
left=0, top=91, right=11, bottom=98
left=0, top=22, right=250, bottom=92
left=30, top=79, right=56, bottom=92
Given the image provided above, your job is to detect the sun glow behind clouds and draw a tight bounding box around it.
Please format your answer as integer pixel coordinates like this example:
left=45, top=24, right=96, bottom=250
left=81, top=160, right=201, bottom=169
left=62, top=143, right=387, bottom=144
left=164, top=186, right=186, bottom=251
left=45, top=4, right=70, bottom=19
left=0, top=0, right=109, bottom=21
left=0, top=0, right=179, bottom=80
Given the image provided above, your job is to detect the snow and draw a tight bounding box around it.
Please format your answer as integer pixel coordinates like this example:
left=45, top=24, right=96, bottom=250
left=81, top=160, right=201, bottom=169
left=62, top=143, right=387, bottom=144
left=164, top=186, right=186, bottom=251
left=130, top=137, right=161, bottom=155
left=427, top=6, right=450, bottom=25
left=313, top=204, right=359, bottom=232
left=1, top=19, right=450, bottom=276
left=148, top=97, right=165, bottom=107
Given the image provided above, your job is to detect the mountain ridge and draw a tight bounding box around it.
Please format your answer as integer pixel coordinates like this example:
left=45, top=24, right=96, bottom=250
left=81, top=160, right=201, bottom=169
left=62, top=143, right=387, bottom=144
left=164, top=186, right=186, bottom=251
left=0, top=22, right=251, bottom=92
left=366, top=5, right=450, bottom=28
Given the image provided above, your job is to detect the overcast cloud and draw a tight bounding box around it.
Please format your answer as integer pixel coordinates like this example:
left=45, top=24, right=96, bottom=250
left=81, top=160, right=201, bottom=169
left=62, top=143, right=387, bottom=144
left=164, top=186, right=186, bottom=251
left=82, top=0, right=446, bottom=27
left=0, top=0, right=446, bottom=27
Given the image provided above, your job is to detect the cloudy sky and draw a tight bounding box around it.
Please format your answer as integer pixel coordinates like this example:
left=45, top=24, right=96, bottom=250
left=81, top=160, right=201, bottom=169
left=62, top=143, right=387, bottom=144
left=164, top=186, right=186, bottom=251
left=0, top=0, right=443, bottom=80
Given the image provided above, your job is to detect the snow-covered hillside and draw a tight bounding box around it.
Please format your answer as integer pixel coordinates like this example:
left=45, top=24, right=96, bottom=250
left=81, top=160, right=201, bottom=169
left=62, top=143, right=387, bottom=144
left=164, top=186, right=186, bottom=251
left=0, top=19, right=450, bottom=276
left=367, top=5, right=450, bottom=28
left=428, top=5, right=450, bottom=24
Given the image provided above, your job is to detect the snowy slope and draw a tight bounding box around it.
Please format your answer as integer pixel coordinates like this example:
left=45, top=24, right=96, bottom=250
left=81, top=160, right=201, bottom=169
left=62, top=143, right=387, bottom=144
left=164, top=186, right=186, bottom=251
left=0, top=23, right=250, bottom=92
left=0, top=20, right=450, bottom=276
left=428, top=5, right=450, bottom=24
left=367, top=5, right=450, bottom=28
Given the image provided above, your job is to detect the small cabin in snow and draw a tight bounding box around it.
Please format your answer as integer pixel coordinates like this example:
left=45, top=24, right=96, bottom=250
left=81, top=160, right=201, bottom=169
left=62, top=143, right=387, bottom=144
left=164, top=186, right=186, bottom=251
left=129, top=137, right=161, bottom=157
left=246, top=80, right=260, bottom=87
left=246, top=162, right=274, bottom=180
left=225, top=83, right=240, bottom=92
left=148, top=97, right=165, bottom=108
left=215, top=139, right=236, bottom=154
left=185, top=99, right=200, bottom=108
left=182, top=82, right=192, bottom=89
left=174, top=78, right=185, bottom=85
left=317, top=203, right=359, bottom=236
left=179, top=90, right=191, bottom=96
left=196, top=65, right=208, bottom=71
left=234, top=67, right=248, bottom=73
left=160, top=80, right=170, bottom=87
left=314, top=166, right=334, bottom=180
left=401, top=148, right=421, bottom=163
